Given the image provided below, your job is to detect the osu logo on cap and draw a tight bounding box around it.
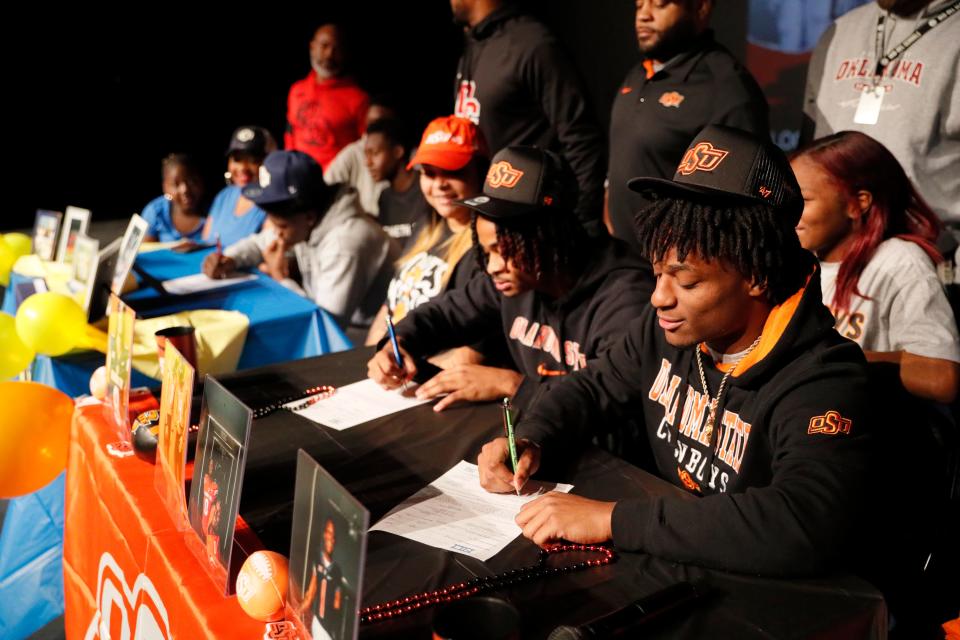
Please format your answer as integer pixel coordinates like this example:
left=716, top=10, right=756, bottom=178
left=659, top=91, right=684, bottom=108
left=677, top=142, right=729, bottom=176
left=486, top=161, right=524, bottom=189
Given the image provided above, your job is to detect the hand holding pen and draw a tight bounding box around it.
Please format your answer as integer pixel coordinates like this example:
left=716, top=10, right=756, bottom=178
left=477, top=430, right=540, bottom=496
left=386, top=311, right=408, bottom=391
left=202, top=233, right=236, bottom=279
left=502, top=398, right=520, bottom=495
left=367, top=312, right=418, bottom=389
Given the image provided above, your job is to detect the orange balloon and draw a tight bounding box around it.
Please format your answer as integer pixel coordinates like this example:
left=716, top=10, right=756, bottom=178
left=235, top=550, right=289, bottom=622
left=0, top=381, right=74, bottom=498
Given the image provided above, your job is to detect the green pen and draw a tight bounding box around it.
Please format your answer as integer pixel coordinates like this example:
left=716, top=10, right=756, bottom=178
left=502, top=397, right=520, bottom=496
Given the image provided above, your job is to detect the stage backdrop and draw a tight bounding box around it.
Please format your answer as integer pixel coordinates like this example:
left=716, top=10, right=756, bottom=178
left=7, top=0, right=869, bottom=229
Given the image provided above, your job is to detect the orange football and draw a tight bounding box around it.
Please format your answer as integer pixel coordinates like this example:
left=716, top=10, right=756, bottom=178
left=235, top=550, right=289, bottom=622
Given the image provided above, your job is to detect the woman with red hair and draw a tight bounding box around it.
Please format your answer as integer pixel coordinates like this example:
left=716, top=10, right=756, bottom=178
left=791, top=131, right=960, bottom=403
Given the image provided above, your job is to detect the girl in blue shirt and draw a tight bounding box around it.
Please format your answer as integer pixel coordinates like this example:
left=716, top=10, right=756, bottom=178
left=201, top=126, right=275, bottom=247
left=141, top=154, right=206, bottom=242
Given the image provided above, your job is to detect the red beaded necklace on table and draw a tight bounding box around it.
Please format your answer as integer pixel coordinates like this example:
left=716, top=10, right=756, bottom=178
left=361, top=543, right=617, bottom=623
left=252, top=385, right=336, bottom=419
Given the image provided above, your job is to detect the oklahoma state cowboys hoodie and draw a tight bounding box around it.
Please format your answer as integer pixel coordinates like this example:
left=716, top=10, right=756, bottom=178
left=518, top=269, right=877, bottom=576
left=393, top=237, right=653, bottom=403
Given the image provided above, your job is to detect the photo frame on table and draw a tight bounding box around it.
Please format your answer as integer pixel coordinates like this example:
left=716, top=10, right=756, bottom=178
left=187, top=376, right=252, bottom=596
left=154, top=342, right=195, bottom=531
left=68, top=236, right=99, bottom=314
left=104, top=293, right=136, bottom=442
left=56, top=206, right=91, bottom=265
left=32, top=209, right=62, bottom=261
left=13, top=278, right=47, bottom=309
left=111, top=213, right=149, bottom=295
left=287, top=449, right=369, bottom=640
left=86, top=237, right=121, bottom=322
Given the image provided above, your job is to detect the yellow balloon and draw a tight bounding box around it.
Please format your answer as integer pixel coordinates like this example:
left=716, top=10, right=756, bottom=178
left=16, top=292, right=88, bottom=356
left=0, top=312, right=34, bottom=379
left=3, top=232, right=32, bottom=259
left=0, top=241, right=14, bottom=287
left=0, top=381, right=74, bottom=498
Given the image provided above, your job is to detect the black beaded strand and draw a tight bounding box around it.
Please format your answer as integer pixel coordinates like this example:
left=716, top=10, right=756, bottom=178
left=251, top=385, right=336, bottom=419
left=360, top=543, right=616, bottom=623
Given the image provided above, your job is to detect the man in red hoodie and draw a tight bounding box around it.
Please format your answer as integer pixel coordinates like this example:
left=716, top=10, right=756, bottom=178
left=285, top=24, right=369, bottom=172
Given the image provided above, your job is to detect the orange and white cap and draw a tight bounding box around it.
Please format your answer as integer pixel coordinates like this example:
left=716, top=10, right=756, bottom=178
left=407, top=115, right=486, bottom=171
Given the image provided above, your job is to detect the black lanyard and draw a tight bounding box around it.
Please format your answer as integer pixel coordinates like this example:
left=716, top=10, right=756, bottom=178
left=874, top=1, right=960, bottom=80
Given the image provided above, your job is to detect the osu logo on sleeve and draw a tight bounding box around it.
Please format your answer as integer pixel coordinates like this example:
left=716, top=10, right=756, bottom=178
left=808, top=411, right=853, bottom=436
left=486, top=161, right=524, bottom=189
left=658, top=91, right=685, bottom=107
left=676, top=142, right=729, bottom=176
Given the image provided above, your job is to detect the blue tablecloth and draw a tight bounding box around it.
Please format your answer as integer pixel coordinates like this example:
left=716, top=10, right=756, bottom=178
left=0, top=248, right=353, bottom=639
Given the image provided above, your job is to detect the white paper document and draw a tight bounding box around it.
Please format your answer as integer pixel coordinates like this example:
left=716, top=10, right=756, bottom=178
left=370, top=460, right=574, bottom=561
left=161, top=272, right=256, bottom=295
left=287, top=378, right=431, bottom=430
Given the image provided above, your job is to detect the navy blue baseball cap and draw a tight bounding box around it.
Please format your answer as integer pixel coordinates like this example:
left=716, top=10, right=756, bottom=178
left=242, top=150, right=330, bottom=211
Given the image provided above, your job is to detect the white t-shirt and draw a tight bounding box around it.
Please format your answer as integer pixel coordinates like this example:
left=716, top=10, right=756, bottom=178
left=820, top=237, right=960, bottom=362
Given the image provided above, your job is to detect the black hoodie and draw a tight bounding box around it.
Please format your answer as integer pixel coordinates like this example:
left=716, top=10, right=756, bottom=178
left=394, top=237, right=653, bottom=403
left=518, top=269, right=877, bottom=576
left=454, top=5, right=606, bottom=233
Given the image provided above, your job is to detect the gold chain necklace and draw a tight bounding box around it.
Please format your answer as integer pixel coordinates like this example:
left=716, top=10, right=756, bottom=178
left=694, top=335, right=762, bottom=443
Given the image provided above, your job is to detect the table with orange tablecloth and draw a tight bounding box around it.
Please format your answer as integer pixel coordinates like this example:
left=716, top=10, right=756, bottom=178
left=64, top=348, right=889, bottom=640
left=62, top=397, right=270, bottom=640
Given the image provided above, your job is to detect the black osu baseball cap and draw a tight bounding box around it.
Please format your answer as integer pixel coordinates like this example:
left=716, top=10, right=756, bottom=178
left=627, top=125, right=802, bottom=224
left=456, top=146, right=576, bottom=219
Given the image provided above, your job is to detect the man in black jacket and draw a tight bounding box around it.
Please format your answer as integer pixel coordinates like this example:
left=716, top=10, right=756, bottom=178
left=451, top=0, right=606, bottom=235
left=478, top=127, right=876, bottom=576
left=367, top=146, right=652, bottom=411
left=607, top=0, right=768, bottom=252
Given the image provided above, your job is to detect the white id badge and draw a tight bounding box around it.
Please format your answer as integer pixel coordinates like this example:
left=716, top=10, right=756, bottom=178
left=854, top=86, right=884, bottom=125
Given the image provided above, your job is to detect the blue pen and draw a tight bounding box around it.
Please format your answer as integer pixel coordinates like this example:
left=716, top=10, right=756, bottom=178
left=385, top=311, right=406, bottom=385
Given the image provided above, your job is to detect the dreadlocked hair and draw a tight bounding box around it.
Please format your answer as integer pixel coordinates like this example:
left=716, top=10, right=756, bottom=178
left=635, top=197, right=815, bottom=305
left=471, top=210, right=585, bottom=281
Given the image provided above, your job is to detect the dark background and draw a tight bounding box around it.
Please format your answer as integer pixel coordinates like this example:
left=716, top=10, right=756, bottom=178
left=7, top=1, right=750, bottom=231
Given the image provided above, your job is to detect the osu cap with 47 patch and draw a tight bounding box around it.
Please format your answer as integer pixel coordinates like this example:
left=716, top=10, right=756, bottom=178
left=456, top=146, right=575, bottom=219
left=627, top=125, right=802, bottom=224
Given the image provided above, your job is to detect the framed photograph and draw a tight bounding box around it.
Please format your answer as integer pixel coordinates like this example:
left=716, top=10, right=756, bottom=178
left=56, top=206, right=92, bottom=265
left=68, top=236, right=99, bottom=313
left=87, top=237, right=121, bottom=322
left=32, top=209, right=63, bottom=261
left=154, top=342, right=195, bottom=531
left=111, top=213, right=149, bottom=295
left=288, top=450, right=369, bottom=640
left=104, top=293, right=136, bottom=439
left=187, top=376, right=252, bottom=595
